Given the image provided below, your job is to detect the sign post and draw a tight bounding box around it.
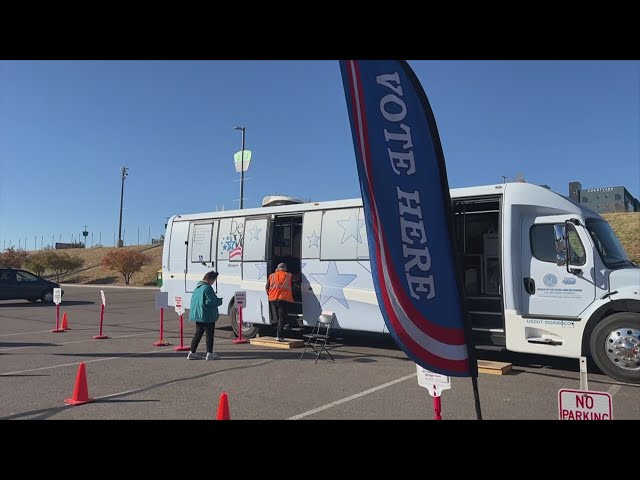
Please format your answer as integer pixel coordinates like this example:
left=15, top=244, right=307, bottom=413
left=558, top=389, right=612, bottom=420
left=173, top=296, right=190, bottom=352
left=51, top=288, right=65, bottom=333
left=154, top=292, right=170, bottom=346
left=579, top=356, right=589, bottom=391
left=417, top=365, right=452, bottom=420
left=232, top=291, right=248, bottom=344
left=94, top=289, right=109, bottom=339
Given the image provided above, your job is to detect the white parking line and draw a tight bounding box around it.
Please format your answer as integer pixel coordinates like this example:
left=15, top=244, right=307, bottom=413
left=0, top=329, right=55, bottom=337
left=607, top=384, right=622, bottom=396
left=287, top=372, right=417, bottom=420
left=0, top=338, right=254, bottom=375
left=0, top=346, right=175, bottom=376
left=0, top=332, right=150, bottom=352
left=93, top=360, right=272, bottom=401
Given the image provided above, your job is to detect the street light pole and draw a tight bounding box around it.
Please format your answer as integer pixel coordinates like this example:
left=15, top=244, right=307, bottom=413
left=118, top=166, right=129, bottom=247
left=234, top=126, right=245, bottom=209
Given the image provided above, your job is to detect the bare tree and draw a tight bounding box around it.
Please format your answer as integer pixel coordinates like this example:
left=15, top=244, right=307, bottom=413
left=0, top=248, right=29, bottom=268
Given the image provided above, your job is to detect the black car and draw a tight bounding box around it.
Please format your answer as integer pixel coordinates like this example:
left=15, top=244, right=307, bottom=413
left=0, top=268, right=63, bottom=303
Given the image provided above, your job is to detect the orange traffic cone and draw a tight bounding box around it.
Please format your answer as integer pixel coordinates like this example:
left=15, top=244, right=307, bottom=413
left=64, top=363, right=95, bottom=405
left=60, top=312, right=69, bottom=330
left=216, top=392, right=231, bottom=420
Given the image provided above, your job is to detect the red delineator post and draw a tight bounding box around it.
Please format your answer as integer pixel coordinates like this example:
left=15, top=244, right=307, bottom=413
left=232, top=306, right=248, bottom=344
left=433, top=392, right=442, bottom=420
left=154, top=307, right=170, bottom=346
left=51, top=304, right=65, bottom=333
left=173, top=313, right=190, bottom=351
left=93, top=304, right=109, bottom=339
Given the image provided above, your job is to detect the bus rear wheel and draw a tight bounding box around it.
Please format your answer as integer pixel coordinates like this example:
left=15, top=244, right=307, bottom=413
left=230, top=304, right=260, bottom=339
left=590, top=312, right=640, bottom=384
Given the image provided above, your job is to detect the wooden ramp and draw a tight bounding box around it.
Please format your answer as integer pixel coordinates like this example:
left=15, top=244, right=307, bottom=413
left=477, top=360, right=512, bottom=375
left=250, top=336, right=304, bottom=349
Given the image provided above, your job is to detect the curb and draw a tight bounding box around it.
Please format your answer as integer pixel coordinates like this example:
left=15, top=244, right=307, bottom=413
left=60, top=284, right=160, bottom=290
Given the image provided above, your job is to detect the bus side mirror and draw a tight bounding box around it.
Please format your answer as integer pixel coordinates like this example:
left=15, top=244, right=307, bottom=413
left=553, top=224, right=567, bottom=267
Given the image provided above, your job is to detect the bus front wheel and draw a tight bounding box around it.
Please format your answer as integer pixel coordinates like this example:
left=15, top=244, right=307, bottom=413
left=590, top=312, right=640, bottom=384
left=230, top=304, right=260, bottom=339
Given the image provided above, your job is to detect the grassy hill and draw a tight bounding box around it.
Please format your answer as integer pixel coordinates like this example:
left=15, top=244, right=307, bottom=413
left=602, top=212, right=640, bottom=264
left=42, top=244, right=163, bottom=287
left=16, top=212, right=638, bottom=287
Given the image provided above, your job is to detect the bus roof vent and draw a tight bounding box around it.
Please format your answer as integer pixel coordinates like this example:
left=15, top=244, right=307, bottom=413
left=261, top=195, right=305, bottom=207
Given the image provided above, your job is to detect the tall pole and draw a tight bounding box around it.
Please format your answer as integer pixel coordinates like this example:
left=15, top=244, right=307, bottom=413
left=235, top=126, right=246, bottom=209
left=240, top=128, right=245, bottom=209
left=118, top=166, right=129, bottom=248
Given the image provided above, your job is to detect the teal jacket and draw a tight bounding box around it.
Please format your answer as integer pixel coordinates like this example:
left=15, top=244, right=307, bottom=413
left=189, top=281, right=223, bottom=323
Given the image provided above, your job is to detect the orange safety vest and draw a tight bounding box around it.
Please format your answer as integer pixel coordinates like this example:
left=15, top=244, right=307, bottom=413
left=268, top=271, right=294, bottom=302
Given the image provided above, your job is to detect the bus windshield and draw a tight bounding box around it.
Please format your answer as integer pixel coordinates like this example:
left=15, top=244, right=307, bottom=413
left=585, top=218, right=633, bottom=269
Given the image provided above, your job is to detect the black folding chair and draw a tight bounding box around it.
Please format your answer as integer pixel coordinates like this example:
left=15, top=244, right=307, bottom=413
left=300, top=312, right=336, bottom=364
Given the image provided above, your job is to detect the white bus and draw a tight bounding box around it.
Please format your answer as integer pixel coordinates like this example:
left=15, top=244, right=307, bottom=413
left=162, top=182, right=640, bottom=384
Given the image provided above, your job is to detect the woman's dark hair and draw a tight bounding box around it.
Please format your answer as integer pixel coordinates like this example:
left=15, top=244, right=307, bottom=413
left=204, top=271, right=218, bottom=281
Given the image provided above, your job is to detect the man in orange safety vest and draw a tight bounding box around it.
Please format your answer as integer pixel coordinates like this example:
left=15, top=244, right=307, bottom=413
left=265, top=262, right=296, bottom=342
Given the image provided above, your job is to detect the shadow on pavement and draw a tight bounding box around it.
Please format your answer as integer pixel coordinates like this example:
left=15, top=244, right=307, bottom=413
left=0, top=300, right=95, bottom=307
left=0, top=341, right=58, bottom=348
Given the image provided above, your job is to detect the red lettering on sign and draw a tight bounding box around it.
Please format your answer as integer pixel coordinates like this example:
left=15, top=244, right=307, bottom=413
left=559, top=389, right=612, bottom=421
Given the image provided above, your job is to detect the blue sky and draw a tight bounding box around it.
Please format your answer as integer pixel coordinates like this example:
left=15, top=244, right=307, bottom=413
left=0, top=60, right=638, bottom=250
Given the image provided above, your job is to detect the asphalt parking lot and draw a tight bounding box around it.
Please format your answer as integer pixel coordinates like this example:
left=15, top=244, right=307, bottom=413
left=1, top=286, right=638, bottom=420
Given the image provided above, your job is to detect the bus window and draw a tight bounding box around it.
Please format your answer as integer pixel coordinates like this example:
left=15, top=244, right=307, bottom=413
left=321, top=208, right=362, bottom=260
left=302, top=211, right=322, bottom=259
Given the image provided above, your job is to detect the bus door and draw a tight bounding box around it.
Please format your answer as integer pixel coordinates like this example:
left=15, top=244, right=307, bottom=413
left=186, top=221, right=218, bottom=293
left=301, top=211, right=323, bottom=326
left=270, top=214, right=303, bottom=325
left=241, top=217, right=270, bottom=325
left=513, top=215, right=596, bottom=356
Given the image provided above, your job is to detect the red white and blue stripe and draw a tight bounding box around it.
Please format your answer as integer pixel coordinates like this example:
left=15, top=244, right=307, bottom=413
left=340, top=60, right=473, bottom=377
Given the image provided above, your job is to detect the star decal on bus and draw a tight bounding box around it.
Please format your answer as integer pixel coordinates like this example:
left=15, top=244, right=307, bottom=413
left=255, top=263, right=268, bottom=279
left=337, top=210, right=365, bottom=244
left=309, top=261, right=357, bottom=309
left=307, top=231, right=320, bottom=248
left=248, top=225, right=262, bottom=241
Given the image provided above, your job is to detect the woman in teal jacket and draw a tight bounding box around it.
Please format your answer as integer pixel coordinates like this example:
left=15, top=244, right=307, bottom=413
left=187, top=271, right=223, bottom=360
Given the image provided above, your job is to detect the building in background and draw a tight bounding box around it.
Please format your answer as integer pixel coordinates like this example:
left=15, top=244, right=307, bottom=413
left=569, top=181, right=639, bottom=214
